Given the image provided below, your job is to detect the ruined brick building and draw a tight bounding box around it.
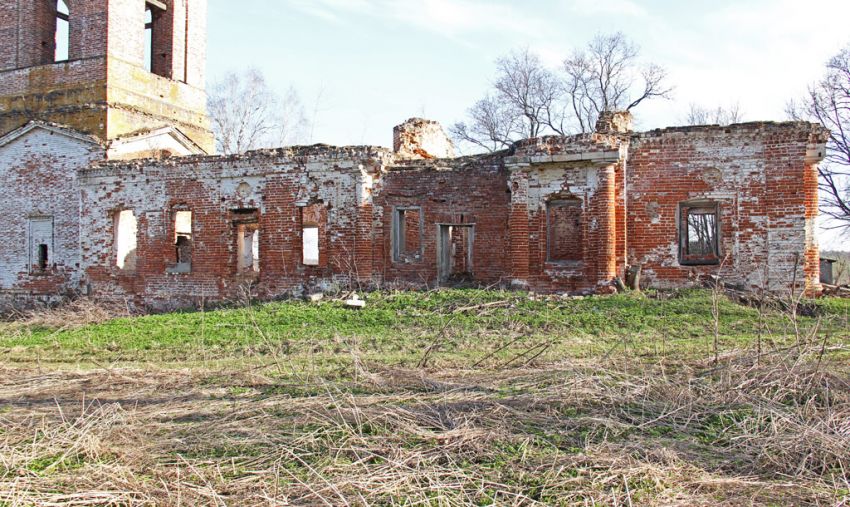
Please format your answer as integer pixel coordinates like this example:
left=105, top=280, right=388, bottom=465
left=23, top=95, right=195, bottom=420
left=0, top=0, right=831, bottom=309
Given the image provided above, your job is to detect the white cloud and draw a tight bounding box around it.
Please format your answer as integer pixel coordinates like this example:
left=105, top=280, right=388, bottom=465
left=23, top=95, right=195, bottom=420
left=285, top=0, right=346, bottom=24
left=565, top=0, right=648, bottom=18
left=283, top=0, right=548, bottom=39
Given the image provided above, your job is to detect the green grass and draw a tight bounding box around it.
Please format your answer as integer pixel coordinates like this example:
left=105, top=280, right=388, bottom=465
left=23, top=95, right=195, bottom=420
left=1, top=289, right=848, bottom=368
left=1, top=289, right=848, bottom=505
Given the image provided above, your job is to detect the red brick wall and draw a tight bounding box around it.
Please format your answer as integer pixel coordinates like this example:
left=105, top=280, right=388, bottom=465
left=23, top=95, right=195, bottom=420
left=0, top=0, right=211, bottom=150
left=504, top=134, right=624, bottom=293
left=58, top=123, right=830, bottom=308
left=374, top=160, right=510, bottom=286
left=0, top=0, right=109, bottom=70
left=79, top=147, right=390, bottom=309
left=627, top=123, right=828, bottom=293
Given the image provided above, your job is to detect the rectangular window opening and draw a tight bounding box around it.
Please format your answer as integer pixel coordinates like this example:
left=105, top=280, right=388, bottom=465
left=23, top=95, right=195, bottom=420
left=144, top=1, right=171, bottom=77
left=144, top=5, right=154, bottom=72
left=547, top=199, right=583, bottom=263
left=392, top=207, right=423, bottom=263
left=438, top=224, right=475, bottom=283
left=29, top=217, right=54, bottom=274
left=303, top=226, right=319, bottom=266
left=38, top=244, right=49, bottom=271
left=54, top=0, right=69, bottom=62
left=115, top=210, right=138, bottom=271
left=233, top=209, right=260, bottom=273
left=172, top=210, right=192, bottom=272
left=300, top=204, right=325, bottom=267
left=679, top=202, right=720, bottom=265
left=236, top=225, right=259, bottom=273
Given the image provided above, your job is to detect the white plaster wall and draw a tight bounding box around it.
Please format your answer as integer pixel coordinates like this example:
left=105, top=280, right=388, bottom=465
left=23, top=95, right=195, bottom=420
left=0, top=128, right=102, bottom=292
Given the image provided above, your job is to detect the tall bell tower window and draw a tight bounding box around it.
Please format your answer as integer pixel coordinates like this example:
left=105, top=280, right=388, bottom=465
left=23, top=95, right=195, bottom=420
left=54, top=0, right=70, bottom=62
left=144, top=5, right=154, bottom=72
left=144, top=1, right=171, bottom=77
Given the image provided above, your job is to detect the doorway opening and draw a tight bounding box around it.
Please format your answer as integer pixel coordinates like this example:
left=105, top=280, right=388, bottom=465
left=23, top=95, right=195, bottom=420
left=437, top=224, right=474, bottom=284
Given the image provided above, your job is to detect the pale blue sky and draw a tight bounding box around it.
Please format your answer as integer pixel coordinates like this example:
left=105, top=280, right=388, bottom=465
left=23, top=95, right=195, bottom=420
left=207, top=0, right=850, bottom=249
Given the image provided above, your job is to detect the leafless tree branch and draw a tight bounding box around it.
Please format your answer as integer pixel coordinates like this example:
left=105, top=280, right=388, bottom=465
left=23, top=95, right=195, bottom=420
left=208, top=68, right=309, bottom=155
left=685, top=102, right=744, bottom=126
left=788, top=45, right=850, bottom=231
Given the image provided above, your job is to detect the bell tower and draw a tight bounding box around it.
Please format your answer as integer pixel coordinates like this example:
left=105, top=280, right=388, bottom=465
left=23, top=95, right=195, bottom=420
left=0, top=0, right=214, bottom=153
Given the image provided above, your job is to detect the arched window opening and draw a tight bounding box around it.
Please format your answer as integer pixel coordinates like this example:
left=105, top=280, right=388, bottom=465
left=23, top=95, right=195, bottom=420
left=54, top=0, right=70, bottom=62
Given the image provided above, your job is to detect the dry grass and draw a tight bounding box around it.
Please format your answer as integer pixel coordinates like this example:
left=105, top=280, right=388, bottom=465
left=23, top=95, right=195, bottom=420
left=2, top=298, right=131, bottom=331
left=0, top=290, right=847, bottom=505
left=0, top=343, right=847, bottom=506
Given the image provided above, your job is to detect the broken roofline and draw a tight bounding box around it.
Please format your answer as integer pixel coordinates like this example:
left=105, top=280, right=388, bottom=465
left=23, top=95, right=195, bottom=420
left=85, top=144, right=396, bottom=170
left=81, top=118, right=830, bottom=175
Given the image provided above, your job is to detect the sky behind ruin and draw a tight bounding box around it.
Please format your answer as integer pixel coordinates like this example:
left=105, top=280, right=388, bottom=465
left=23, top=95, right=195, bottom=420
left=208, top=0, right=850, bottom=249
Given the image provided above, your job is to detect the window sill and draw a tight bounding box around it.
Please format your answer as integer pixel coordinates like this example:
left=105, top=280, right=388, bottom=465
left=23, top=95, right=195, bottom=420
left=679, top=257, right=721, bottom=266
left=166, top=263, right=192, bottom=274
left=545, top=261, right=584, bottom=269
left=393, top=256, right=423, bottom=265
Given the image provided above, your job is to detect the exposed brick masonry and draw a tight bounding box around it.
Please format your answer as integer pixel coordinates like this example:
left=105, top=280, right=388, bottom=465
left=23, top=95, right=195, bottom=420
left=0, top=1, right=832, bottom=309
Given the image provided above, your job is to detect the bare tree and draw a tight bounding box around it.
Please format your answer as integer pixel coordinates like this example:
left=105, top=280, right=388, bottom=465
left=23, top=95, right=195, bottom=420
left=452, top=33, right=671, bottom=151
left=564, top=32, right=672, bottom=133
left=450, top=96, right=521, bottom=153
left=451, top=49, right=560, bottom=153
left=208, top=68, right=308, bottom=155
left=492, top=49, right=562, bottom=139
left=788, top=44, right=850, bottom=230
left=685, top=102, right=744, bottom=126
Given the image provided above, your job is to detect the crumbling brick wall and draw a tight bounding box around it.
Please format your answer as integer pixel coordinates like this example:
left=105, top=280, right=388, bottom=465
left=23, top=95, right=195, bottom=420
left=0, top=126, right=102, bottom=305
left=504, top=134, right=627, bottom=293
left=374, top=156, right=510, bottom=286
left=393, top=118, right=455, bottom=160
left=627, top=122, right=828, bottom=294
left=79, top=146, right=391, bottom=309
left=1, top=116, right=829, bottom=308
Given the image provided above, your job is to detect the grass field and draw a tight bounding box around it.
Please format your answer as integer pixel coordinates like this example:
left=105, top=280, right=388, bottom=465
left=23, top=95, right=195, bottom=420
left=0, top=289, right=848, bottom=505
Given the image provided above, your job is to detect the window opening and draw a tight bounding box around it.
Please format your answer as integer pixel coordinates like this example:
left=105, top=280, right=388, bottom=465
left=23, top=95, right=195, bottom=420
left=237, top=225, right=259, bottom=272
left=29, top=217, right=53, bottom=273
left=38, top=244, right=49, bottom=270
left=170, top=210, right=192, bottom=272
left=54, top=0, right=69, bottom=62
left=679, top=202, right=721, bottom=265
left=233, top=209, right=260, bottom=273
left=144, top=1, right=171, bottom=77
left=438, top=224, right=474, bottom=283
left=392, top=207, right=423, bottom=263
left=303, top=226, right=319, bottom=266
left=547, top=199, right=583, bottom=263
left=300, top=204, right=325, bottom=267
left=115, top=210, right=138, bottom=270
left=144, top=5, right=154, bottom=72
